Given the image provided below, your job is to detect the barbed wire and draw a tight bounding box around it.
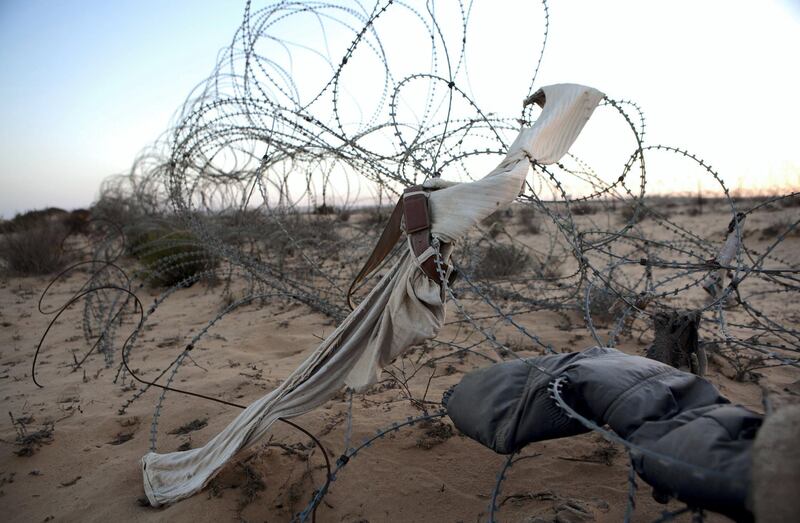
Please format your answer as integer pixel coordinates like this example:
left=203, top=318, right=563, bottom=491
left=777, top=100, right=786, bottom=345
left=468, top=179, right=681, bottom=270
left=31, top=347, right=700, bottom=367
left=28, top=0, right=799, bottom=521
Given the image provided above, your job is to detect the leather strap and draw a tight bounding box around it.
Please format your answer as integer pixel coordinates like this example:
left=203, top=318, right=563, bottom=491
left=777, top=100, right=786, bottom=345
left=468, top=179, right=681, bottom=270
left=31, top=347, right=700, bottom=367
left=346, top=195, right=405, bottom=310
left=347, top=185, right=450, bottom=310
left=402, top=186, right=445, bottom=286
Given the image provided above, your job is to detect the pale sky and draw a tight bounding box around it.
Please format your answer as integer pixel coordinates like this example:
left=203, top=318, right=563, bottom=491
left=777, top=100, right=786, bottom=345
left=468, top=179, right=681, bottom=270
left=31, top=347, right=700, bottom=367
left=0, top=0, right=798, bottom=218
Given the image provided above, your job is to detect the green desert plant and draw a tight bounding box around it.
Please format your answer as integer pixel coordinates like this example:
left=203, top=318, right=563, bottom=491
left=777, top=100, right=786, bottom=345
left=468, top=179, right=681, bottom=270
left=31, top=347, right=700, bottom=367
left=131, top=227, right=219, bottom=287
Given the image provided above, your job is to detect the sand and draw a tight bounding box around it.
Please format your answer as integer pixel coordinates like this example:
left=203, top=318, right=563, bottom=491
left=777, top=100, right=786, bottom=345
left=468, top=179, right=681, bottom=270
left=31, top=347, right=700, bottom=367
left=1, top=202, right=798, bottom=522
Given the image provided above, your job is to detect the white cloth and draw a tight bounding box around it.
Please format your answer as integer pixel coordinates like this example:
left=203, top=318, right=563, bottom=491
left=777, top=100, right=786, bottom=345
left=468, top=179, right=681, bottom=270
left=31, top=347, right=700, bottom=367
left=703, top=215, right=746, bottom=300
left=141, top=83, right=604, bottom=506
left=428, top=84, right=605, bottom=243
left=143, top=248, right=448, bottom=505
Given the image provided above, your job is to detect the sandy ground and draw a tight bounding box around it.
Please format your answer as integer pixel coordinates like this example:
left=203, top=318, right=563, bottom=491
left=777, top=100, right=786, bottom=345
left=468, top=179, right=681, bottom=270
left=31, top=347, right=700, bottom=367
left=1, top=204, right=798, bottom=522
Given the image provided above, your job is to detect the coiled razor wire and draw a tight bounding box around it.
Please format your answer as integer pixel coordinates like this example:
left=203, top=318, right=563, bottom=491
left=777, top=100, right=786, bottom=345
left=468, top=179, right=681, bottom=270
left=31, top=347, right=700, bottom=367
left=28, top=0, right=800, bottom=521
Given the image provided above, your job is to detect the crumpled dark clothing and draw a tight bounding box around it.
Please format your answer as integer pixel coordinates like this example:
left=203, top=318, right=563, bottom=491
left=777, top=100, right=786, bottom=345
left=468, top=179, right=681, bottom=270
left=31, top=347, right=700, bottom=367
left=444, top=347, right=761, bottom=522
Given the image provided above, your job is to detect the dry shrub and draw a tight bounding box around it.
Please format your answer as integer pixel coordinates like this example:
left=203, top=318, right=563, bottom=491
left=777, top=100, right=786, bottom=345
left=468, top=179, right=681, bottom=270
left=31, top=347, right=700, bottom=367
left=482, top=209, right=513, bottom=238
left=313, top=203, right=337, bottom=215
left=91, top=195, right=143, bottom=228
left=9, top=413, right=54, bottom=457
left=0, top=219, right=69, bottom=275
left=63, top=209, right=92, bottom=234
left=216, top=207, right=265, bottom=229
left=619, top=204, right=650, bottom=224
left=267, top=215, right=342, bottom=273
left=415, top=419, right=454, bottom=449
left=236, top=462, right=266, bottom=512
left=516, top=206, right=541, bottom=235
left=168, top=418, right=208, bottom=435
left=570, top=202, right=597, bottom=216
left=761, top=218, right=799, bottom=239
left=706, top=342, right=768, bottom=382
left=485, top=222, right=505, bottom=239
left=481, top=209, right=511, bottom=227
left=503, top=335, right=529, bottom=353
left=363, top=207, right=390, bottom=228
left=585, top=284, right=619, bottom=326
left=521, top=220, right=542, bottom=235
left=760, top=201, right=781, bottom=213
left=284, top=215, right=339, bottom=244
left=532, top=255, right=563, bottom=279
left=778, top=194, right=800, bottom=208
left=0, top=207, right=66, bottom=233
left=473, top=243, right=530, bottom=279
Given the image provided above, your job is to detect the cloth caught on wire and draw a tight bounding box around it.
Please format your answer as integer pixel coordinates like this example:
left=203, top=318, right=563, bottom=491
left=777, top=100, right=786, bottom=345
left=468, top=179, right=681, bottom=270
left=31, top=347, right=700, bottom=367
left=141, top=83, right=605, bottom=506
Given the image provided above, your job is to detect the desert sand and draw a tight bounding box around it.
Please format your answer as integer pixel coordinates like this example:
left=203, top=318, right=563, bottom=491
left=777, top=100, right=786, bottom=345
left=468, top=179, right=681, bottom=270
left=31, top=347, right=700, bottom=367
left=1, top=201, right=798, bottom=523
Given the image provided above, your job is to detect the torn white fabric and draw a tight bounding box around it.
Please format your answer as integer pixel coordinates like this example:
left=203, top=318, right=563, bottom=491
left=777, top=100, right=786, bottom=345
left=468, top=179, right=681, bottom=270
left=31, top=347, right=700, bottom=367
left=703, top=215, right=746, bottom=302
left=428, top=83, right=605, bottom=243
left=143, top=248, right=449, bottom=505
left=141, top=83, right=604, bottom=506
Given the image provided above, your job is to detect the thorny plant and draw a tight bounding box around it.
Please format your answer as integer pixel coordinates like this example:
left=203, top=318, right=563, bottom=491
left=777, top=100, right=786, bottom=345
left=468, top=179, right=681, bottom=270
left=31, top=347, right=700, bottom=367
left=6, top=412, right=54, bottom=457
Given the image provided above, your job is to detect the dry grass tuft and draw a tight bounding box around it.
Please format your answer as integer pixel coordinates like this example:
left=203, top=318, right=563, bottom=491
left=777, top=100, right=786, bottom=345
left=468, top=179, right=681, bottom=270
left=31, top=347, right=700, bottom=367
left=0, top=219, right=69, bottom=275
left=516, top=206, right=542, bottom=235
left=570, top=202, right=597, bottom=216
left=472, top=243, right=531, bottom=279
left=168, top=418, right=208, bottom=435
left=236, top=462, right=266, bottom=512
left=619, top=204, right=650, bottom=224
left=8, top=413, right=54, bottom=457
left=415, top=419, right=454, bottom=449
left=761, top=218, right=799, bottom=239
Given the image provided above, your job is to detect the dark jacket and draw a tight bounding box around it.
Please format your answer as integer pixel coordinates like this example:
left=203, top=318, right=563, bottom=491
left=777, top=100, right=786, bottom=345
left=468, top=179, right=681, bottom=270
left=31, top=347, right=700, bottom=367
left=444, top=347, right=761, bottom=521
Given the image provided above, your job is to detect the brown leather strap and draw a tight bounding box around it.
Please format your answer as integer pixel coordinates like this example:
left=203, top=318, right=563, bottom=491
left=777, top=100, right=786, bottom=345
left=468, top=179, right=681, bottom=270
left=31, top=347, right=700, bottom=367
left=346, top=195, right=405, bottom=310
left=347, top=185, right=450, bottom=310
left=402, top=186, right=443, bottom=284
left=402, top=186, right=430, bottom=258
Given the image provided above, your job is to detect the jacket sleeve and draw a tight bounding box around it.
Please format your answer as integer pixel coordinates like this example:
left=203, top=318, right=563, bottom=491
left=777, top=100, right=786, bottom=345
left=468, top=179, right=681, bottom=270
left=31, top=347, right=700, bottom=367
left=444, top=346, right=761, bottom=522
left=443, top=352, right=591, bottom=454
